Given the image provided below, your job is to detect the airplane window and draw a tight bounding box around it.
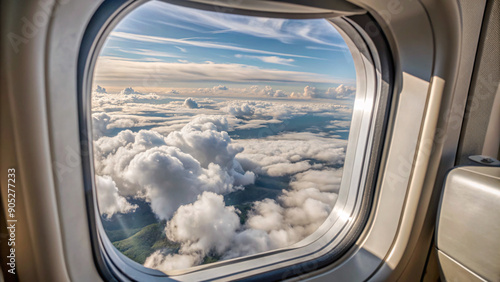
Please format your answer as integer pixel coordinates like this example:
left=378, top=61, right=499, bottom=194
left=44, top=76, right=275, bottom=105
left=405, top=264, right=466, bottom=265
left=90, top=1, right=359, bottom=274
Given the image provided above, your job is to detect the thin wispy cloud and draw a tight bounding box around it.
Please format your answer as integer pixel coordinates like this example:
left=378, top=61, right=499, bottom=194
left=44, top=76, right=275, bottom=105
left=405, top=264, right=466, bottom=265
left=175, top=46, right=187, bottom=53
left=150, top=1, right=346, bottom=47
left=235, top=54, right=295, bottom=66
left=118, top=48, right=182, bottom=58
left=306, top=46, right=348, bottom=52
left=110, top=31, right=318, bottom=59
left=93, top=56, right=350, bottom=86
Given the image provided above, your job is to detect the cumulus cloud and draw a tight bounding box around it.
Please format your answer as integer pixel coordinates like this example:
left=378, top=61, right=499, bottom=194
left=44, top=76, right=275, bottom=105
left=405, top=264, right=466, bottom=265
left=91, top=94, right=352, bottom=272
left=93, top=115, right=255, bottom=220
left=245, top=186, right=337, bottom=248
left=144, top=166, right=342, bottom=269
left=95, top=85, right=107, bottom=93
left=288, top=86, right=317, bottom=99
left=96, top=175, right=137, bottom=219
left=120, top=87, right=141, bottom=95
left=145, top=251, right=199, bottom=273
left=255, top=85, right=288, bottom=98
left=166, top=192, right=240, bottom=254
left=213, top=85, right=228, bottom=91
left=290, top=168, right=343, bottom=193
left=145, top=192, right=240, bottom=271
left=183, top=97, right=198, bottom=108
left=274, top=89, right=287, bottom=97
left=92, top=112, right=111, bottom=139
left=235, top=133, right=346, bottom=177
left=303, top=85, right=318, bottom=98
left=325, top=84, right=356, bottom=99
left=139, top=127, right=346, bottom=270
left=91, top=112, right=141, bottom=138
left=220, top=103, right=255, bottom=117
left=235, top=54, right=295, bottom=66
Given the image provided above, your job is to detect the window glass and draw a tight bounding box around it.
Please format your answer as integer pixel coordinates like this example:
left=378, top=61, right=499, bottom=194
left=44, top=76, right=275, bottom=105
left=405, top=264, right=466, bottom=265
left=91, top=1, right=356, bottom=273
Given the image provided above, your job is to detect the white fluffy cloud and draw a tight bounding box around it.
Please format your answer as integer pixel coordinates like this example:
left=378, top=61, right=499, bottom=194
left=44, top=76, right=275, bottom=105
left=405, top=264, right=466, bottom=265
left=235, top=133, right=346, bottom=177
left=287, top=85, right=356, bottom=100
left=92, top=112, right=111, bottom=138
left=145, top=251, right=199, bottom=273
left=120, top=87, right=141, bottom=95
left=144, top=192, right=240, bottom=272
left=255, top=85, right=288, bottom=98
left=235, top=54, right=295, bottom=66
left=290, top=168, right=343, bottom=193
left=213, top=85, right=228, bottom=91
left=95, top=175, right=137, bottom=218
left=325, top=84, right=356, bottom=99
left=183, top=97, right=198, bottom=108
left=220, top=103, right=255, bottom=117
left=144, top=166, right=342, bottom=269
left=93, top=115, right=255, bottom=220
left=303, top=85, right=318, bottom=98
left=91, top=94, right=351, bottom=272
left=166, top=192, right=240, bottom=255
left=140, top=129, right=345, bottom=270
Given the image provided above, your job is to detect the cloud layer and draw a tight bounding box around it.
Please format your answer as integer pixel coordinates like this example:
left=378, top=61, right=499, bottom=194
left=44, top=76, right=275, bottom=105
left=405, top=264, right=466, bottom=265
left=93, top=115, right=255, bottom=220
left=94, top=56, right=351, bottom=87
left=92, top=94, right=351, bottom=272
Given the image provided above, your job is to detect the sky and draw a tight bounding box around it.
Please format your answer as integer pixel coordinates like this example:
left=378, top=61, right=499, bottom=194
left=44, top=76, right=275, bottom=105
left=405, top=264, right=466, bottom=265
left=93, top=1, right=356, bottom=93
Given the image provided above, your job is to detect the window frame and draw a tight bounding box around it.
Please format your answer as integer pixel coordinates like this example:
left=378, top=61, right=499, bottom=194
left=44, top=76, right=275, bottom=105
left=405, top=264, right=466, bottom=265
left=78, top=1, right=394, bottom=280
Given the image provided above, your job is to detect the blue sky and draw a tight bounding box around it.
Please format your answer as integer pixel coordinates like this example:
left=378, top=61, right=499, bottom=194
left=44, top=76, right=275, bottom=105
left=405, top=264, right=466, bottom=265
left=94, top=1, right=356, bottom=93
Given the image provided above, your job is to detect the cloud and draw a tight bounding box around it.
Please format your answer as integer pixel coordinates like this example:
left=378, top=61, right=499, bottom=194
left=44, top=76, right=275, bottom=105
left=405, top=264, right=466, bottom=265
left=235, top=133, right=346, bottom=177
left=255, top=86, right=288, bottom=98
left=264, top=160, right=312, bottom=177
left=138, top=126, right=345, bottom=270
left=144, top=168, right=342, bottom=269
left=120, top=87, right=141, bottom=95
left=95, top=175, right=137, bottom=219
left=303, top=85, right=318, bottom=98
left=213, top=85, right=228, bottom=91
left=91, top=95, right=352, bottom=271
left=235, top=54, right=295, bottom=66
left=95, top=85, right=107, bottom=93
left=244, top=187, right=337, bottom=248
left=145, top=251, right=199, bottom=273
left=274, top=90, right=287, bottom=97
left=290, top=168, right=343, bottom=193
left=175, top=46, right=187, bottom=53
left=325, top=84, right=356, bottom=99
left=220, top=103, right=255, bottom=117
left=118, top=48, right=181, bottom=58
left=94, top=57, right=342, bottom=87
left=148, top=1, right=349, bottom=48
left=92, top=112, right=111, bottom=139
left=110, top=31, right=317, bottom=59
left=167, top=192, right=240, bottom=255
left=288, top=86, right=317, bottom=99
left=145, top=192, right=241, bottom=271
left=183, top=97, right=198, bottom=108
left=93, top=115, right=255, bottom=220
